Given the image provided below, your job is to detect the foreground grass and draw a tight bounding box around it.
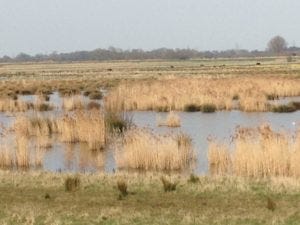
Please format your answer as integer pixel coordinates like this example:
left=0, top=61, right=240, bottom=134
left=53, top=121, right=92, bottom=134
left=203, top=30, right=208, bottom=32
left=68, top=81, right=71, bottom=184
left=0, top=172, right=300, bottom=224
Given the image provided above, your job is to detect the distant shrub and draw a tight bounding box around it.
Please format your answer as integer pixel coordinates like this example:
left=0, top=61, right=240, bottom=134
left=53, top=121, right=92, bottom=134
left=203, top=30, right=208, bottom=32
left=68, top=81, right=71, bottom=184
left=36, top=103, right=53, bottom=111
left=44, top=193, right=51, bottom=199
left=272, top=104, right=296, bottom=113
left=88, top=91, right=102, bottom=100
left=201, top=104, right=216, bottom=113
left=291, top=101, right=300, bottom=110
left=232, top=95, right=239, bottom=100
left=266, top=94, right=279, bottom=100
left=184, top=104, right=201, bottom=112
left=20, top=90, right=34, bottom=95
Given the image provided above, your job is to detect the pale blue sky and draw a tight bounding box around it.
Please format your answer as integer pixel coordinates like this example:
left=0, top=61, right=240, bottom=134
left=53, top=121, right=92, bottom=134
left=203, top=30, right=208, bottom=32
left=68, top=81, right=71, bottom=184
left=0, top=0, right=299, bottom=56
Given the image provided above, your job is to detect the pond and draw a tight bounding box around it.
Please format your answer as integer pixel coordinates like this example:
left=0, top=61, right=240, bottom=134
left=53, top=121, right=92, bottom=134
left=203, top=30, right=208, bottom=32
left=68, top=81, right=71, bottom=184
left=0, top=92, right=299, bottom=174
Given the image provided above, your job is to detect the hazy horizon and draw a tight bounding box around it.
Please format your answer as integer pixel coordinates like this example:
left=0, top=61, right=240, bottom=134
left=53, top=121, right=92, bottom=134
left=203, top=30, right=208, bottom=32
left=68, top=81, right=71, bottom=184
left=1, top=0, right=300, bottom=57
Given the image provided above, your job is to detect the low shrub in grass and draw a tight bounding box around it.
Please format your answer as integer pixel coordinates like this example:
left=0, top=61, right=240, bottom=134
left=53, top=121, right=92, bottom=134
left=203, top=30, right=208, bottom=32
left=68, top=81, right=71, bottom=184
left=161, top=177, right=178, bottom=192
left=201, top=104, right=216, bottom=113
left=267, top=197, right=276, bottom=211
left=188, top=173, right=200, bottom=183
left=65, top=176, right=80, bottom=192
left=117, top=180, right=128, bottom=197
left=184, top=104, right=201, bottom=112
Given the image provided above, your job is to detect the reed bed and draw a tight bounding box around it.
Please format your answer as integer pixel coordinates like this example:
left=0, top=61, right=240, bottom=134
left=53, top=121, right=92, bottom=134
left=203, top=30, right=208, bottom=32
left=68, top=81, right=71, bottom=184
left=62, top=95, right=84, bottom=111
left=57, top=109, right=106, bottom=150
left=208, top=125, right=300, bottom=177
left=115, top=128, right=195, bottom=171
left=106, top=76, right=300, bottom=112
left=14, top=115, right=57, bottom=137
left=157, top=111, right=181, bottom=127
left=0, top=98, right=33, bottom=112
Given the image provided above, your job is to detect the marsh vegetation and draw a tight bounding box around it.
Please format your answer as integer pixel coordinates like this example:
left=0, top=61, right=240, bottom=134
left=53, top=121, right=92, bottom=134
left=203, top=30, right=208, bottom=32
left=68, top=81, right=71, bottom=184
left=0, top=58, right=300, bottom=224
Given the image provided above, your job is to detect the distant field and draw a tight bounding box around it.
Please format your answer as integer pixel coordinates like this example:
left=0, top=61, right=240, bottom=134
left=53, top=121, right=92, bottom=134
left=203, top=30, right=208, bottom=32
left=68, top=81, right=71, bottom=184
left=0, top=56, right=300, bottom=81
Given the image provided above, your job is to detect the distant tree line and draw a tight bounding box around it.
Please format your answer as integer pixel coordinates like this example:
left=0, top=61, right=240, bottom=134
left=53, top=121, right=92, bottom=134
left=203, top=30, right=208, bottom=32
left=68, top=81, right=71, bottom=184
left=1, top=36, right=299, bottom=63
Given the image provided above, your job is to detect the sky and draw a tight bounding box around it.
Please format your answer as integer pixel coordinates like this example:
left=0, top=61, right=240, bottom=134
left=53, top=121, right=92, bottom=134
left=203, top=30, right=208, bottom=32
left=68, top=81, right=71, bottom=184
left=0, top=0, right=300, bottom=57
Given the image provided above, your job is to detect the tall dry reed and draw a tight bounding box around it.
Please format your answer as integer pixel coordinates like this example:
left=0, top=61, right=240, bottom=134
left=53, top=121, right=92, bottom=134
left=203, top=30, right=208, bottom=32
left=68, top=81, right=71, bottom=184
left=115, top=128, right=195, bottom=171
left=57, top=109, right=106, bottom=150
left=62, top=95, right=84, bottom=111
left=157, top=111, right=181, bottom=127
left=106, top=77, right=300, bottom=112
left=208, top=125, right=300, bottom=177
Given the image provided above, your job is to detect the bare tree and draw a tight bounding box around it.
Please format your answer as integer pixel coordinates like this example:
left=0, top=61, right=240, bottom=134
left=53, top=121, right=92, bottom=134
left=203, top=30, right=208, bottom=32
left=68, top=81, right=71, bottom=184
left=267, top=36, right=287, bottom=54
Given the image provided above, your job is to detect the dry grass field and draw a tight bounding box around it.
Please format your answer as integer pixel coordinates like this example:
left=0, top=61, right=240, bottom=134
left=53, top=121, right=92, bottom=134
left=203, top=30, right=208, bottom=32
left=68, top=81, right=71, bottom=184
left=0, top=172, right=300, bottom=225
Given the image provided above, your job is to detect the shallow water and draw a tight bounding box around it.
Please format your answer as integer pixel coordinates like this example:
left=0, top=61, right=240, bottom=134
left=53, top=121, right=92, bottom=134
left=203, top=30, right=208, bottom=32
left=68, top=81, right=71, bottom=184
left=0, top=93, right=300, bottom=174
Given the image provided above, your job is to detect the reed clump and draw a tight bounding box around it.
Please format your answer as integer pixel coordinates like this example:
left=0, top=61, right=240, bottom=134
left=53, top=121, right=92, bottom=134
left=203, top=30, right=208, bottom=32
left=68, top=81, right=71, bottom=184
left=62, top=95, right=84, bottom=111
left=208, top=125, right=300, bottom=178
left=105, top=111, right=132, bottom=132
left=0, top=98, right=33, bottom=112
left=57, top=110, right=106, bottom=150
left=115, top=128, right=195, bottom=171
left=14, top=115, right=57, bottom=137
left=157, top=111, right=181, bottom=127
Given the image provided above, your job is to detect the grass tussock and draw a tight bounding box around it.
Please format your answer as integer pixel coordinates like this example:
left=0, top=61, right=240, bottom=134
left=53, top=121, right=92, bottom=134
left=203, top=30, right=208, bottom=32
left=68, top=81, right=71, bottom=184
left=117, top=180, right=128, bottom=196
left=65, top=176, right=81, bottom=192
left=157, top=111, right=181, bottom=127
left=208, top=125, right=300, bottom=178
left=267, top=197, right=276, bottom=211
left=161, top=176, right=178, bottom=192
left=115, top=128, right=195, bottom=171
